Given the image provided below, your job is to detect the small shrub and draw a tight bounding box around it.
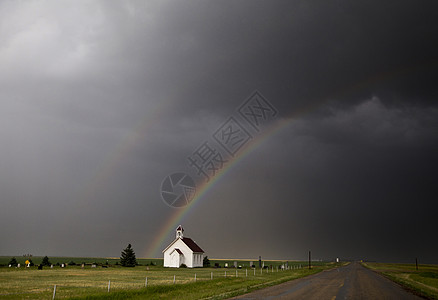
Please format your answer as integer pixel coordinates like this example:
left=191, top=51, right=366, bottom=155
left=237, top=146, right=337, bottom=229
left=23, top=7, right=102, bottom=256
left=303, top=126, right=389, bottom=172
left=203, top=256, right=210, bottom=267
left=8, top=257, right=18, bottom=267
left=180, top=263, right=187, bottom=268
left=41, top=256, right=51, bottom=266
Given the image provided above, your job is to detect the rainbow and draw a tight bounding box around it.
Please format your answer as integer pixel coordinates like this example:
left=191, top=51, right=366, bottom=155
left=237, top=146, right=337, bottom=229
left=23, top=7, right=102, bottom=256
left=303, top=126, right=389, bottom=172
left=80, top=57, right=432, bottom=257
left=141, top=57, right=429, bottom=257
left=144, top=114, right=297, bottom=258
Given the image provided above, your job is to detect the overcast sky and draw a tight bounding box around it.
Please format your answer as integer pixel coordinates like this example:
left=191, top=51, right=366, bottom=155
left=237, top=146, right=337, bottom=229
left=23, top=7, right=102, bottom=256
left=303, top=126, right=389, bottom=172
left=1, top=1, right=437, bottom=263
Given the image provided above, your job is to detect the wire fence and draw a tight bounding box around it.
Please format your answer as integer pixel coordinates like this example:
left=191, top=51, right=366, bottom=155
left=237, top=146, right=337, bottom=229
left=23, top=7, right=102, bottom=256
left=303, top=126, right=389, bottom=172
left=1, top=265, right=306, bottom=299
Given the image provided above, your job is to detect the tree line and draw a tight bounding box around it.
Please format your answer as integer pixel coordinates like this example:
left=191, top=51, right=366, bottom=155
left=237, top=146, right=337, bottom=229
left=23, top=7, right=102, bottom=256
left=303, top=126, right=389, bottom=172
left=6, top=244, right=210, bottom=268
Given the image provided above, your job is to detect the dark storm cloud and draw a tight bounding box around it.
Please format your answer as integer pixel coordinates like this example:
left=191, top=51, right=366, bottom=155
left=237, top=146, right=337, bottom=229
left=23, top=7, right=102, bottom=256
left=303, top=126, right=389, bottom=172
left=141, top=0, right=438, bottom=114
left=190, top=97, right=437, bottom=261
left=0, top=0, right=437, bottom=262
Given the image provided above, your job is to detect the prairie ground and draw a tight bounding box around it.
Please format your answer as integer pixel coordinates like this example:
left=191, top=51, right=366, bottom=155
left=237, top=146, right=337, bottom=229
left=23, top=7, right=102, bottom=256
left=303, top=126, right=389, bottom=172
left=0, top=258, right=335, bottom=299
left=363, top=262, right=438, bottom=299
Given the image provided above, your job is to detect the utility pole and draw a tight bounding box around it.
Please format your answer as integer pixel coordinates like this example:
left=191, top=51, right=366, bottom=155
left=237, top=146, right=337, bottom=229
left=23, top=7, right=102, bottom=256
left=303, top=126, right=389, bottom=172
left=309, top=251, right=311, bottom=269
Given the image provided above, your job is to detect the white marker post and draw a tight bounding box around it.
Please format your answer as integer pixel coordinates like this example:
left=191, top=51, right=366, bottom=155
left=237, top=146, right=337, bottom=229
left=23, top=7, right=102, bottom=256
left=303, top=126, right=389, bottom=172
left=52, top=285, right=56, bottom=300
left=108, top=280, right=111, bottom=292
left=145, top=277, right=147, bottom=288
left=173, top=275, right=175, bottom=284
left=236, top=270, right=238, bottom=277
left=254, top=268, right=256, bottom=276
left=211, top=272, right=213, bottom=280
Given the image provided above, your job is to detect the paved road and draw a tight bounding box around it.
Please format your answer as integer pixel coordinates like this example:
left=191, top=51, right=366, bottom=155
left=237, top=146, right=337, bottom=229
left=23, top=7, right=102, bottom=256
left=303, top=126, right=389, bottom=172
left=230, top=262, right=422, bottom=300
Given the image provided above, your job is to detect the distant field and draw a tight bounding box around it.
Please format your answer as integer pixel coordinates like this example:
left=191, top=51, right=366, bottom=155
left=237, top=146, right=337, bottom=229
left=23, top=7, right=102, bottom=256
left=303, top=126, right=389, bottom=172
left=0, top=256, right=323, bottom=268
left=363, top=262, right=438, bottom=299
left=0, top=256, right=163, bottom=267
left=0, top=256, right=339, bottom=299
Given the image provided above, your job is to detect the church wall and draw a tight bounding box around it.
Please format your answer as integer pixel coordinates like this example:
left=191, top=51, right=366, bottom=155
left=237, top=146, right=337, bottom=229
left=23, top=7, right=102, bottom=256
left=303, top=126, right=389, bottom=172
left=164, top=238, right=194, bottom=267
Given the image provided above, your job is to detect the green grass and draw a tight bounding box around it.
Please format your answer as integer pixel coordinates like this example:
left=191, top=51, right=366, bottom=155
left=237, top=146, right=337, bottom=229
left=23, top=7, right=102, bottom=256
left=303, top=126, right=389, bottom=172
left=362, top=262, right=438, bottom=299
left=0, top=256, right=163, bottom=267
left=0, top=256, right=321, bottom=268
left=0, top=258, right=340, bottom=299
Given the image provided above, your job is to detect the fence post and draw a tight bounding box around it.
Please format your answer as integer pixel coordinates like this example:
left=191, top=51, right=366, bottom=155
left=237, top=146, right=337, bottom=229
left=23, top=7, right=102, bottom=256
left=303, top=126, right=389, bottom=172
left=145, top=277, right=147, bottom=287
left=211, top=272, right=213, bottom=280
left=173, top=275, right=175, bottom=284
left=195, top=273, right=196, bottom=282
left=52, top=285, right=56, bottom=300
left=108, top=280, right=110, bottom=292
left=236, top=269, right=238, bottom=277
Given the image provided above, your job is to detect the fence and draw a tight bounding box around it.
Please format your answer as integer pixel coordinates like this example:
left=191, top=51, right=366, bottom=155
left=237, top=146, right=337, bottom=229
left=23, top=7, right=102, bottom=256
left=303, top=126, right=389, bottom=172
left=2, top=265, right=305, bottom=299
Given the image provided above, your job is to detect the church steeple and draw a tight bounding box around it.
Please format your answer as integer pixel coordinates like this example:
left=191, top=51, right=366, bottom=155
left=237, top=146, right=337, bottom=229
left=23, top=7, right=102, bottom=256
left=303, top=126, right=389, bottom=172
left=176, top=225, right=184, bottom=239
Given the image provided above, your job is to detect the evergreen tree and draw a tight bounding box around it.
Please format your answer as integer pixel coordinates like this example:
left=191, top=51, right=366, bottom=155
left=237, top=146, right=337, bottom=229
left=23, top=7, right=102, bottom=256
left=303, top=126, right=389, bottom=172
left=41, top=256, right=51, bottom=266
left=120, top=244, right=137, bottom=267
left=8, top=257, right=18, bottom=267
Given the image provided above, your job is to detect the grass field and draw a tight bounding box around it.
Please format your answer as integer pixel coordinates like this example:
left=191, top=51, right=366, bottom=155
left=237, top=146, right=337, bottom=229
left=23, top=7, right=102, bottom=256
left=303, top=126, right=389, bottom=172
left=0, top=256, right=163, bottom=267
left=0, top=256, right=324, bottom=268
left=362, top=262, right=438, bottom=299
left=0, top=256, right=338, bottom=299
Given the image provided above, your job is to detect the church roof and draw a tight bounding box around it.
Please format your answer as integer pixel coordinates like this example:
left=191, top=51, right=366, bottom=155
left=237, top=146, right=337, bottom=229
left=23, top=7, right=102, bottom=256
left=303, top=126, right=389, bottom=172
left=172, top=248, right=183, bottom=255
left=162, top=226, right=204, bottom=253
left=182, top=237, right=204, bottom=253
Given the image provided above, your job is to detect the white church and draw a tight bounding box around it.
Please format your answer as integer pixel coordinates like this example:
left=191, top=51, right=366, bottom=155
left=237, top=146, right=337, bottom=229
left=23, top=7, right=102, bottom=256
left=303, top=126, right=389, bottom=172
left=162, top=225, right=205, bottom=268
